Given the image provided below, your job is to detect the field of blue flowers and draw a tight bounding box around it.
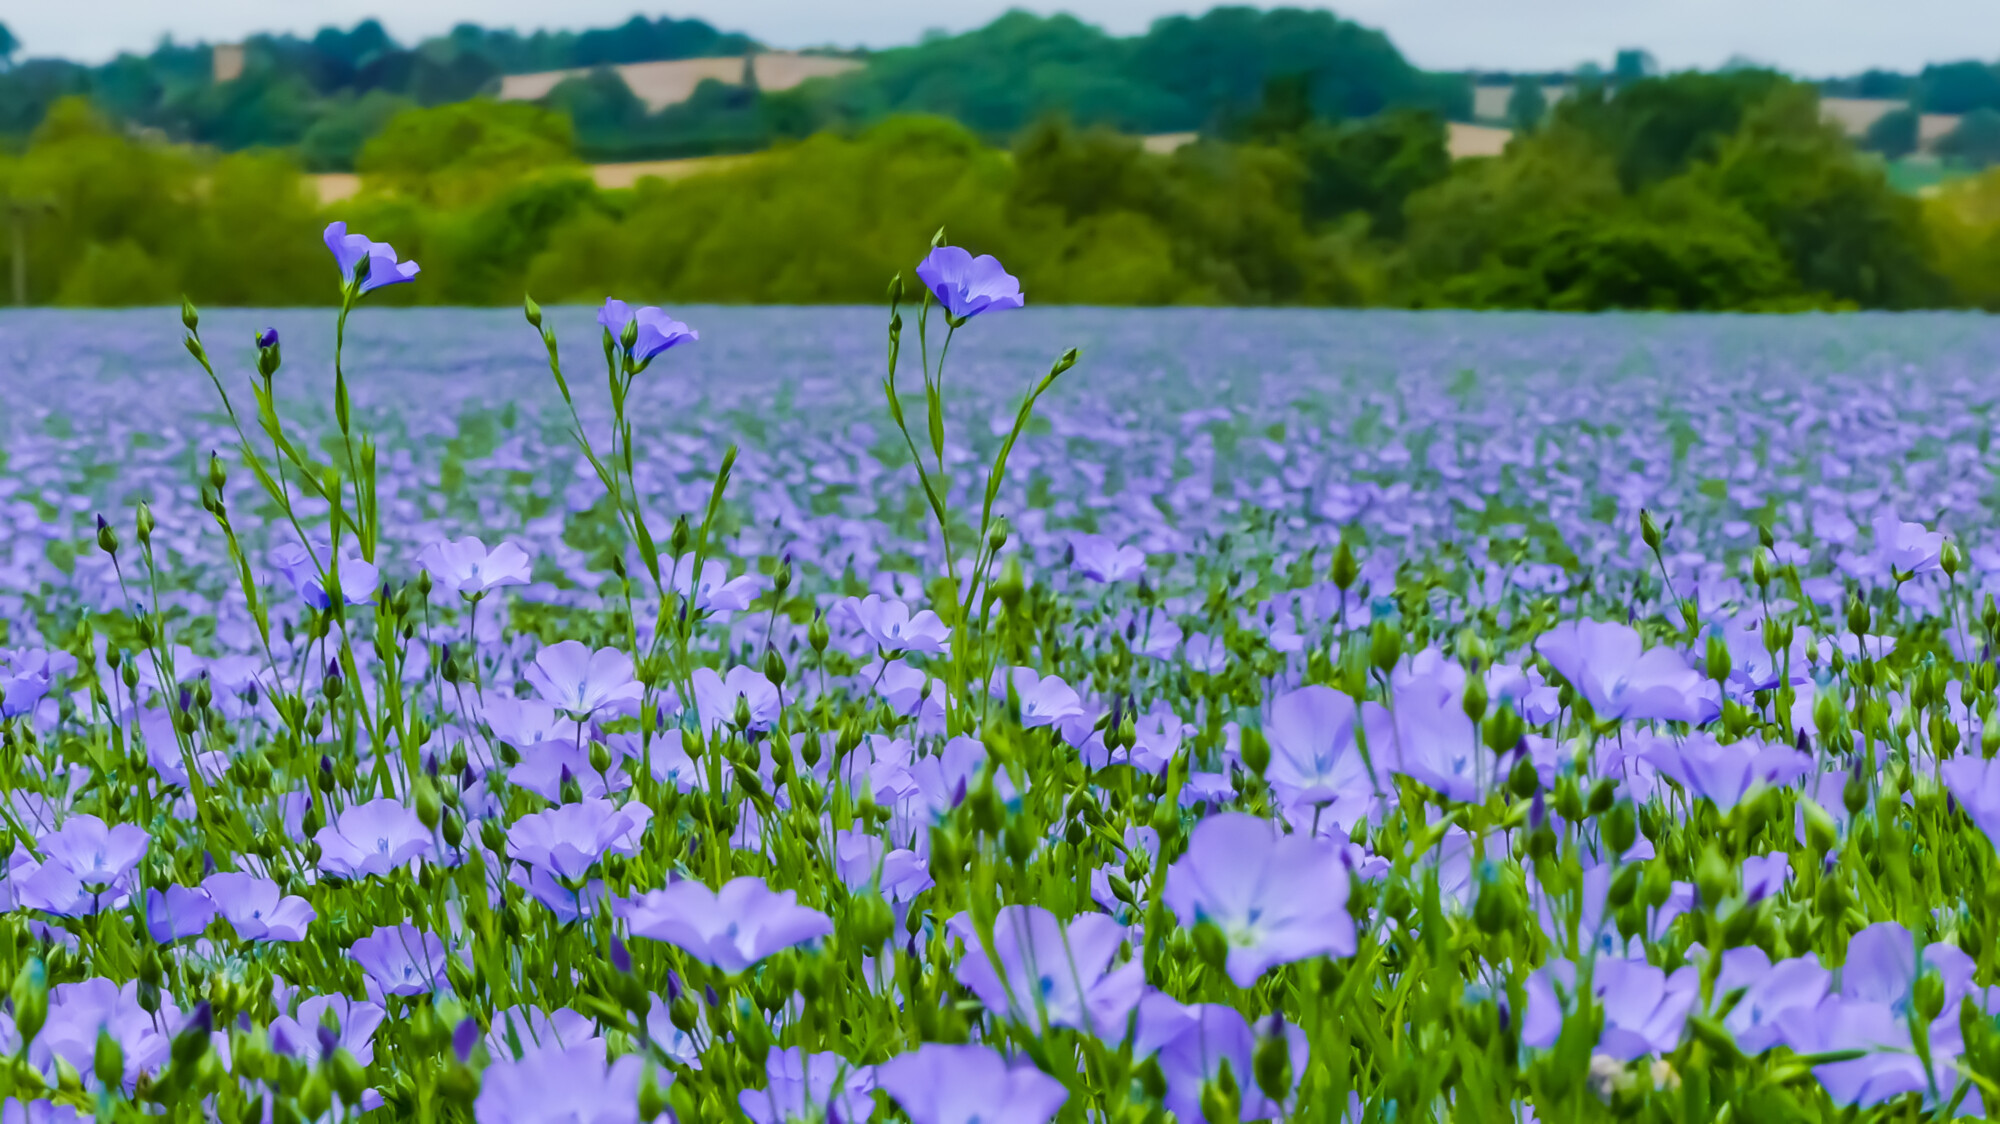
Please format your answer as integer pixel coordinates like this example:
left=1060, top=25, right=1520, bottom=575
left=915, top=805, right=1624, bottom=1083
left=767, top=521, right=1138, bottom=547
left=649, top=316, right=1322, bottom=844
left=0, top=225, right=1998, bottom=1122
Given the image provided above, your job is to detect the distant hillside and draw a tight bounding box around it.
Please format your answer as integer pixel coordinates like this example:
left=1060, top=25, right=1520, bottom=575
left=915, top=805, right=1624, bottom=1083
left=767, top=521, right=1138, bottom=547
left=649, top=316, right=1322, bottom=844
left=792, top=8, right=1470, bottom=135
left=0, top=8, right=1469, bottom=166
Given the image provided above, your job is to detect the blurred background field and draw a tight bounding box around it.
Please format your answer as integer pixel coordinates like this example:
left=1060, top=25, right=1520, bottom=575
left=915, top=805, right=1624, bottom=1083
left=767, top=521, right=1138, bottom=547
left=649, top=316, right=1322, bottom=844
left=4, top=7, right=2000, bottom=310
left=8, top=303, right=2000, bottom=596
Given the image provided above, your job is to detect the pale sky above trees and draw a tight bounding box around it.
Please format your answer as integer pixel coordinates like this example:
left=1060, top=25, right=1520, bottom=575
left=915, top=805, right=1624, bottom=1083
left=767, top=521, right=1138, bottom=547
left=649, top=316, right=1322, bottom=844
left=12, top=0, right=1999, bottom=75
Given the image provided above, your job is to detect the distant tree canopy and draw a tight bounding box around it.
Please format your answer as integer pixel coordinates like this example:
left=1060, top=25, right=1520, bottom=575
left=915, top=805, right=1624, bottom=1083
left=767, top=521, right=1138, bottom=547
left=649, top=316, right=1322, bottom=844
left=355, top=99, right=578, bottom=204
left=801, top=7, right=1468, bottom=136
left=1506, top=79, right=1547, bottom=133
left=0, top=20, right=1984, bottom=313
left=1919, top=61, right=2000, bottom=115
left=1401, top=77, right=1946, bottom=311
left=1939, top=109, right=2000, bottom=169
left=0, top=12, right=758, bottom=158
left=0, top=7, right=1472, bottom=168
left=1550, top=69, right=1792, bottom=189
left=1863, top=107, right=1920, bottom=159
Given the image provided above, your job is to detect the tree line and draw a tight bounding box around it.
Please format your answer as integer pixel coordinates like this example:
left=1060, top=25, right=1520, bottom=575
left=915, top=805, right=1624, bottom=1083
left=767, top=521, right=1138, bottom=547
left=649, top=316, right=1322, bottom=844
left=7, top=62, right=2000, bottom=311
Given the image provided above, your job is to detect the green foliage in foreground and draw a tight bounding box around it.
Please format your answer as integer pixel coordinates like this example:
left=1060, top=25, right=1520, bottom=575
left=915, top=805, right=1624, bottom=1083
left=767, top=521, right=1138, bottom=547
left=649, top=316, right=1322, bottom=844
left=0, top=69, right=1980, bottom=310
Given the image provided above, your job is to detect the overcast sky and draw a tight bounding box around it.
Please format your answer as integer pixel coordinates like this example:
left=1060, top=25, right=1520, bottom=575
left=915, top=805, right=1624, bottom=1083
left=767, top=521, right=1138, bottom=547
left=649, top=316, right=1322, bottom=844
left=10, top=0, right=1999, bottom=76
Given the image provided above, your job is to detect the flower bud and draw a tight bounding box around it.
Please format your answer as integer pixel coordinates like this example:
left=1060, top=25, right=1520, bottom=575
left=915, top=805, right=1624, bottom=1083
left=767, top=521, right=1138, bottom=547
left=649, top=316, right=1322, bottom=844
left=1239, top=727, right=1269, bottom=779
left=639, top=1066, right=670, bottom=1122
left=93, top=1029, right=124, bottom=1091
left=1200, top=1061, right=1241, bottom=1124
left=988, top=517, right=1009, bottom=552
left=763, top=647, right=787, bottom=687
left=1461, top=672, right=1488, bottom=724
left=1369, top=621, right=1402, bottom=674
left=1331, top=541, right=1359, bottom=592
left=1801, top=797, right=1837, bottom=855
left=1473, top=866, right=1523, bottom=935
left=1695, top=844, right=1735, bottom=910
left=329, top=1048, right=367, bottom=1108
left=1915, top=971, right=1946, bottom=1022
left=1192, top=919, right=1230, bottom=976
left=414, top=776, right=442, bottom=831
left=1640, top=509, right=1662, bottom=552
left=1508, top=755, right=1538, bottom=799
left=1843, top=770, right=1870, bottom=819
left=1847, top=596, right=1871, bottom=639
left=480, top=817, right=507, bottom=856
left=1705, top=632, right=1732, bottom=685
left=1603, top=799, right=1637, bottom=856
left=96, top=514, right=118, bottom=556
left=1606, top=862, right=1642, bottom=909
left=995, top=556, right=1025, bottom=610
left=257, top=329, right=282, bottom=378
left=181, top=297, right=200, bottom=332
left=135, top=502, right=154, bottom=548
left=807, top=614, right=830, bottom=654
left=170, top=1001, right=213, bottom=1071
left=1252, top=1022, right=1292, bottom=1103
left=1483, top=703, right=1525, bottom=755
left=12, top=959, right=46, bottom=1046
left=523, top=295, right=544, bottom=329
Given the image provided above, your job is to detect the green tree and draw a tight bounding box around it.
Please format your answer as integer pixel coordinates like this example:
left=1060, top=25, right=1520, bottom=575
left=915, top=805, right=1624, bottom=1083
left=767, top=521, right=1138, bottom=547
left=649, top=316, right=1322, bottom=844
left=1132, top=7, right=1469, bottom=124
left=806, top=12, right=1180, bottom=134
left=1553, top=69, right=1792, bottom=189
left=1920, top=60, right=2000, bottom=114
left=12, top=97, right=197, bottom=304
left=541, top=68, right=649, bottom=157
left=1401, top=127, right=1623, bottom=283
left=1939, top=108, right=2000, bottom=169
left=357, top=99, right=577, bottom=204
left=1294, top=109, right=1450, bottom=236
left=178, top=151, right=329, bottom=305
left=298, top=90, right=416, bottom=171
left=1925, top=166, right=2000, bottom=307
left=1440, top=179, right=1807, bottom=310
left=1506, top=78, right=1547, bottom=132
left=1698, top=85, right=1947, bottom=308
left=1862, top=106, right=1919, bottom=159
left=1612, top=49, right=1658, bottom=86
left=424, top=172, right=606, bottom=303
left=164, top=69, right=319, bottom=149
left=0, top=23, right=17, bottom=69
left=526, top=116, right=1017, bottom=304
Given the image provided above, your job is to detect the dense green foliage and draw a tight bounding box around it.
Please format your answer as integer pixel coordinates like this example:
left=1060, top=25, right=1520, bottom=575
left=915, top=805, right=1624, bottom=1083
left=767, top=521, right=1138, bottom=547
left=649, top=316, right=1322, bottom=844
left=793, top=7, right=1465, bottom=136
left=0, top=56, right=1984, bottom=310
left=0, top=8, right=1466, bottom=168
left=0, top=14, right=757, bottom=162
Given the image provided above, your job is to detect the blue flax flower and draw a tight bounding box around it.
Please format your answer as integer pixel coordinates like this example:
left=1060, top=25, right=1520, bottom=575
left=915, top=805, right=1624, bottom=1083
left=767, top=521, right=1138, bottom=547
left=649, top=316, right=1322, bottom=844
left=474, top=1038, right=653, bottom=1124
left=620, top=876, right=832, bottom=972
left=597, top=298, right=698, bottom=361
left=1162, top=812, right=1355, bottom=987
left=946, top=905, right=1144, bottom=1037
left=914, top=246, right=1024, bottom=320
left=322, top=221, right=420, bottom=293
left=876, top=1043, right=1065, bottom=1124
